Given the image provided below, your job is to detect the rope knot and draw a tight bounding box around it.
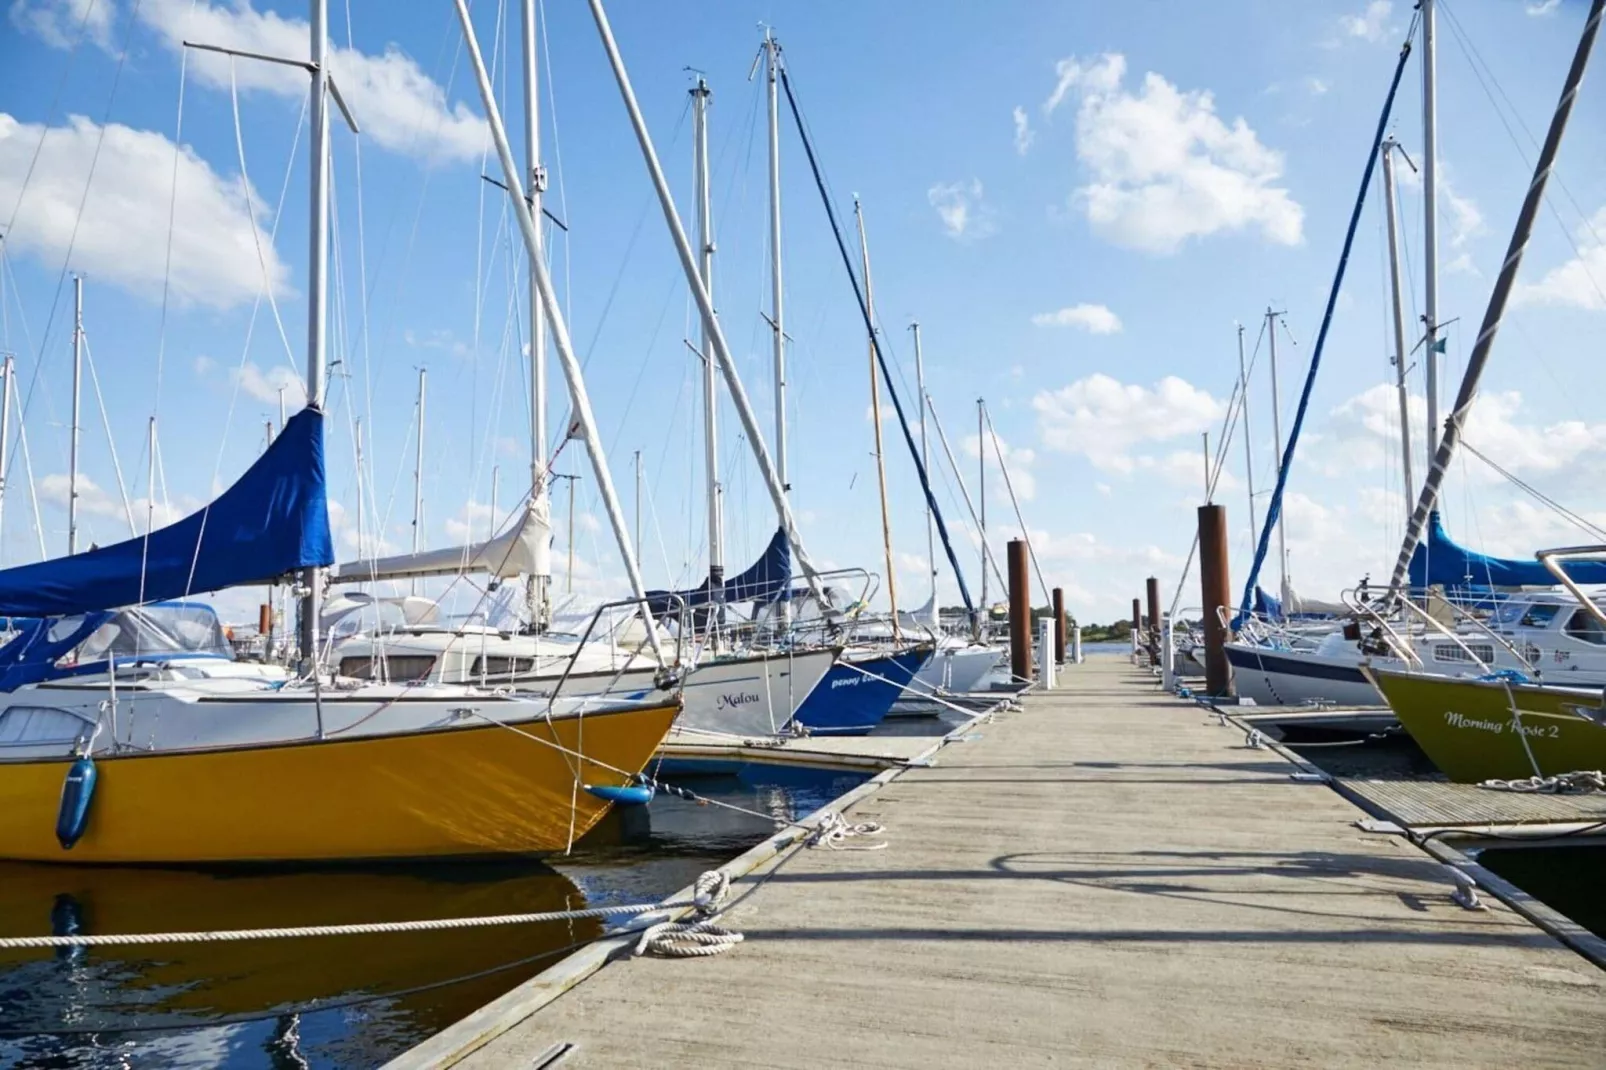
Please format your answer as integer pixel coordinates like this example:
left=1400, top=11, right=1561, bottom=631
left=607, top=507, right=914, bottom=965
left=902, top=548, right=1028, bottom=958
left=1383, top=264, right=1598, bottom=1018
left=806, top=811, right=888, bottom=851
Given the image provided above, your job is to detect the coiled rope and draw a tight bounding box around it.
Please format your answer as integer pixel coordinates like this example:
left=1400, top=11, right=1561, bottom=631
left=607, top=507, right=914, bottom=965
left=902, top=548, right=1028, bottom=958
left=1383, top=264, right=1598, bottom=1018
left=806, top=811, right=887, bottom=851
left=1479, top=770, right=1606, bottom=794
left=632, top=870, right=743, bottom=958
left=0, top=869, right=735, bottom=953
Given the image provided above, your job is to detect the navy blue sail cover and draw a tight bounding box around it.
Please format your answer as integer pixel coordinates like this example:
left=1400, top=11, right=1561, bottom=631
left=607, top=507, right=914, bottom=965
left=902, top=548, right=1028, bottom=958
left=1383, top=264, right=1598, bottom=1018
left=0, top=407, right=333, bottom=617
left=646, top=526, right=791, bottom=614
left=1409, top=511, right=1606, bottom=590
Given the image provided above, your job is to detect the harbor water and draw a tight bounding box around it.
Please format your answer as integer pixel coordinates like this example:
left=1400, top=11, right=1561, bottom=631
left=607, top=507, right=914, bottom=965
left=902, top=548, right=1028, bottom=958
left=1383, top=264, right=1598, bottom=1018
left=0, top=764, right=877, bottom=1068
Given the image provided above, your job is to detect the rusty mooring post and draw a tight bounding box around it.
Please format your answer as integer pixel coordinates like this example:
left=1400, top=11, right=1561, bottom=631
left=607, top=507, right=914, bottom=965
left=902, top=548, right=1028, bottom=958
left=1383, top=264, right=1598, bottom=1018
left=1130, top=597, right=1141, bottom=661
left=1198, top=503, right=1234, bottom=696
left=1051, top=587, right=1066, bottom=665
left=1008, top=539, right=1031, bottom=682
left=1145, top=575, right=1161, bottom=666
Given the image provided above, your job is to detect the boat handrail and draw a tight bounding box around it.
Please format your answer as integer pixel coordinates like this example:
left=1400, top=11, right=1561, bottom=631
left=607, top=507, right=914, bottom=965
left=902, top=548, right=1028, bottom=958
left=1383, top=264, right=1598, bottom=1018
left=1538, top=545, right=1606, bottom=633
left=543, top=592, right=691, bottom=714
left=1339, top=588, right=1424, bottom=669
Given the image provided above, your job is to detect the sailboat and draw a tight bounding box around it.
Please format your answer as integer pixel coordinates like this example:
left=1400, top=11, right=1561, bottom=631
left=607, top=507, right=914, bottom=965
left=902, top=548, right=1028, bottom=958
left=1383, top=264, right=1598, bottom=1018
left=0, top=0, right=678, bottom=864
left=326, top=33, right=839, bottom=741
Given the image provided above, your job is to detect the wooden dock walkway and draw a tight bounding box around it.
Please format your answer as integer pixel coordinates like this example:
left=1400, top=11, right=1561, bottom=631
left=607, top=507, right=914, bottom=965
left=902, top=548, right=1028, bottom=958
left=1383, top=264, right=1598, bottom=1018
left=405, top=657, right=1604, bottom=1068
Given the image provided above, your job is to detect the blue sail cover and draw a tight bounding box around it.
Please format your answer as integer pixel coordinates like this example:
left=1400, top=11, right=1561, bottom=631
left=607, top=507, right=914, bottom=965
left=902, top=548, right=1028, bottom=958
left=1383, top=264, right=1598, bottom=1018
left=1409, top=511, right=1606, bottom=589
left=1253, top=586, right=1284, bottom=622
left=0, top=407, right=333, bottom=617
left=646, top=526, right=791, bottom=614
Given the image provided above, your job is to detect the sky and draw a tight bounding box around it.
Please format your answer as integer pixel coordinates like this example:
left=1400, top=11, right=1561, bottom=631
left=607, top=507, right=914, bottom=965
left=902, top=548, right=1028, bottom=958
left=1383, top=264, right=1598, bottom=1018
left=2, top=0, right=1605, bottom=627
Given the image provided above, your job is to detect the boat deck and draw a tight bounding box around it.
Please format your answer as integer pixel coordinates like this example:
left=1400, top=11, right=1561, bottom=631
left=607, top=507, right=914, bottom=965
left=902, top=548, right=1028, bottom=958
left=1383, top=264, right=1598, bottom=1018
left=393, top=656, right=1604, bottom=1069
left=1338, top=775, right=1606, bottom=830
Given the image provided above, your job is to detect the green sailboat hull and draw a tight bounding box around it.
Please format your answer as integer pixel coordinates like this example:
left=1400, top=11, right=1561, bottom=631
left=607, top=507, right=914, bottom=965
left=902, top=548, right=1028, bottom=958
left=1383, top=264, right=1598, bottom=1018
left=1370, top=668, right=1606, bottom=783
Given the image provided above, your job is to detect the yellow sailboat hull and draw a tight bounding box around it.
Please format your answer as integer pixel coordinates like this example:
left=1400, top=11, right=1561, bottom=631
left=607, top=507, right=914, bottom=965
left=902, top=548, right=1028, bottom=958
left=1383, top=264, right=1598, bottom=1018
left=0, top=702, right=679, bottom=864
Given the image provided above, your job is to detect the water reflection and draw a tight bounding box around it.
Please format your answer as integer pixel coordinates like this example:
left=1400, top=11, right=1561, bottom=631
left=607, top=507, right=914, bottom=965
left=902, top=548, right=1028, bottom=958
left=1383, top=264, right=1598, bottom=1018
left=0, top=767, right=880, bottom=1067
left=0, top=860, right=595, bottom=1066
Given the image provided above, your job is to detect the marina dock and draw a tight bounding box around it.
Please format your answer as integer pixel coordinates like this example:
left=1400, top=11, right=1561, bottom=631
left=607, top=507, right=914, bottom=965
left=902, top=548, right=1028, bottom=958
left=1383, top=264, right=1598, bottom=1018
left=392, top=656, right=1605, bottom=1069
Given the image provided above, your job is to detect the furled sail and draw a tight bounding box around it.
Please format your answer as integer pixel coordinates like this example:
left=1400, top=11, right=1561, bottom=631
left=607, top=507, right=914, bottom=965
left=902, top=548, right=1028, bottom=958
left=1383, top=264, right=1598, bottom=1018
left=1408, top=511, right=1606, bottom=590
left=646, top=526, right=791, bottom=613
left=331, top=497, right=552, bottom=585
left=0, top=408, right=332, bottom=617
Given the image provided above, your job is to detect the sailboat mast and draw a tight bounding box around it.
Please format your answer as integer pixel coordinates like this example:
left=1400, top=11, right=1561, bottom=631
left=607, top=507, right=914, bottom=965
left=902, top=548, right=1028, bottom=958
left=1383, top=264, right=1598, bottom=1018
left=587, top=0, right=825, bottom=607
left=411, top=367, right=425, bottom=596
left=978, top=396, right=987, bottom=615
left=1265, top=306, right=1290, bottom=606
left=691, top=78, right=724, bottom=630
left=296, top=0, right=331, bottom=669
left=0, top=355, right=12, bottom=553
left=1381, top=137, right=1416, bottom=518
left=763, top=32, right=787, bottom=495
left=911, top=322, right=935, bottom=611
left=1389, top=0, right=1604, bottom=595
left=1421, top=0, right=1441, bottom=474
left=68, top=275, right=82, bottom=555
left=456, top=0, right=666, bottom=662
left=854, top=198, right=899, bottom=635
left=1236, top=323, right=1256, bottom=545
left=519, top=0, right=549, bottom=632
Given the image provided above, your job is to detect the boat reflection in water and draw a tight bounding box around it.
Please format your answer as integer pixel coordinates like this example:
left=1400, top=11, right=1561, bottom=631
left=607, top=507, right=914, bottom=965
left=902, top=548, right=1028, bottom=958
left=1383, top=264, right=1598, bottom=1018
left=0, top=860, right=598, bottom=1067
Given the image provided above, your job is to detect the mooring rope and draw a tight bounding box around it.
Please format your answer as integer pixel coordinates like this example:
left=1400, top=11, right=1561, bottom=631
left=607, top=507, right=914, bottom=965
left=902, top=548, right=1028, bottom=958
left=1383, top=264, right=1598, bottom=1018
left=805, top=810, right=887, bottom=851
left=1479, top=770, right=1606, bottom=794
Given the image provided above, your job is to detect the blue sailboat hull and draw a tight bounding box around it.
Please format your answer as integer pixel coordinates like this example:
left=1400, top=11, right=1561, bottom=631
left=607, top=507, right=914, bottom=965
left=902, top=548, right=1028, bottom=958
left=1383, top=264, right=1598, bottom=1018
left=790, top=646, right=932, bottom=736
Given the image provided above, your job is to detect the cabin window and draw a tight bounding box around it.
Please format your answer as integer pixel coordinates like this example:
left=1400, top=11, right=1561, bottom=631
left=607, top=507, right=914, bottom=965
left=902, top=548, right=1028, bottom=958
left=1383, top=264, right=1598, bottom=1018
left=471, top=656, right=536, bottom=678
left=337, top=655, right=436, bottom=682
left=1433, top=643, right=1494, bottom=664
left=1518, top=604, right=1561, bottom=628
left=1565, top=610, right=1606, bottom=646
left=0, top=706, right=91, bottom=747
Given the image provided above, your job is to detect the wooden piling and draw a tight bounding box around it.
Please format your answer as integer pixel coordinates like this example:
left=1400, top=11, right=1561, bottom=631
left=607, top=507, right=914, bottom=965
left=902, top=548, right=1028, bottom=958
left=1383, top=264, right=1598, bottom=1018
left=1197, top=503, right=1233, bottom=696
left=1145, top=576, right=1161, bottom=663
left=1130, top=598, right=1141, bottom=659
left=1051, top=587, right=1066, bottom=665
left=1008, top=539, right=1031, bottom=682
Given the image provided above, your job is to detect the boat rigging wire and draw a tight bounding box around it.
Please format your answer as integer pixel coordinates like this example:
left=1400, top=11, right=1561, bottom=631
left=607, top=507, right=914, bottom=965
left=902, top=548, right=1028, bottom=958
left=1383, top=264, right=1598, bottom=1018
left=1236, top=15, right=1417, bottom=627
left=1460, top=439, right=1606, bottom=543
left=777, top=62, right=976, bottom=619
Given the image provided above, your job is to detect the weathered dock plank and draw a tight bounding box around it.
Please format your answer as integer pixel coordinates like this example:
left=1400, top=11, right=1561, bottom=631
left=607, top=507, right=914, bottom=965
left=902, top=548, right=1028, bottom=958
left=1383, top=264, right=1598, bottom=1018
left=426, top=657, right=1605, bottom=1069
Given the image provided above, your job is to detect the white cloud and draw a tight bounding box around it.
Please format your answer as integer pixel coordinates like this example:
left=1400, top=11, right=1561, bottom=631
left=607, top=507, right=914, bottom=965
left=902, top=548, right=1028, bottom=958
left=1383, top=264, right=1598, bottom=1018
left=1012, top=105, right=1034, bottom=155
left=232, top=362, right=307, bottom=407
left=0, top=113, right=288, bottom=308
left=1513, top=206, right=1606, bottom=311
left=1339, top=1, right=1393, bottom=42
left=137, top=0, right=487, bottom=164
left=9, top=0, right=112, bottom=49
left=1045, top=53, right=1303, bottom=254
left=1033, top=373, right=1224, bottom=473
left=1306, top=77, right=1329, bottom=96
left=1526, top=0, right=1561, bottom=14
left=39, top=473, right=188, bottom=532
left=926, top=179, right=995, bottom=241
left=193, top=354, right=217, bottom=375
left=1030, top=303, right=1122, bottom=334
left=444, top=500, right=496, bottom=543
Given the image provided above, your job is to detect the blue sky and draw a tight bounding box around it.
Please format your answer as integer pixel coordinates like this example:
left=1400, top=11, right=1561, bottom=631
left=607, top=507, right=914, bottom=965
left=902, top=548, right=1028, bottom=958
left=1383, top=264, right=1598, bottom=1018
left=2, top=0, right=1605, bottom=625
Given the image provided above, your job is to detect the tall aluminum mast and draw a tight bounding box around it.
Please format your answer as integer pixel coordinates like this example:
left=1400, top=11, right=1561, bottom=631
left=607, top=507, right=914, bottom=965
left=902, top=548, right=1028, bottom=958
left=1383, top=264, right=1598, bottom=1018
left=1421, top=0, right=1441, bottom=475
left=1236, top=323, right=1256, bottom=545
left=1265, top=306, right=1291, bottom=607
left=587, top=0, right=826, bottom=605
left=519, top=0, right=550, bottom=631
left=911, top=322, right=936, bottom=612
left=691, top=77, right=724, bottom=632
left=1381, top=137, right=1416, bottom=518
left=410, top=367, right=425, bottom=596
left=455, top=0, right=666, bottom=661
left=854, top=197, right=899, bottom=634
left=297, top=0, right=331, bottom=670
left=68, top=275, right=82, bottom=555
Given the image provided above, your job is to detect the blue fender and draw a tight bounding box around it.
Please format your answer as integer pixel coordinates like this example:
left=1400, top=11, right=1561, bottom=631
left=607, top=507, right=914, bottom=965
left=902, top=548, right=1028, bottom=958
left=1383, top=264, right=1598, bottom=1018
left=584, top=781, right=655, bottom=807
left=56, top=756, right=97, bottom=850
